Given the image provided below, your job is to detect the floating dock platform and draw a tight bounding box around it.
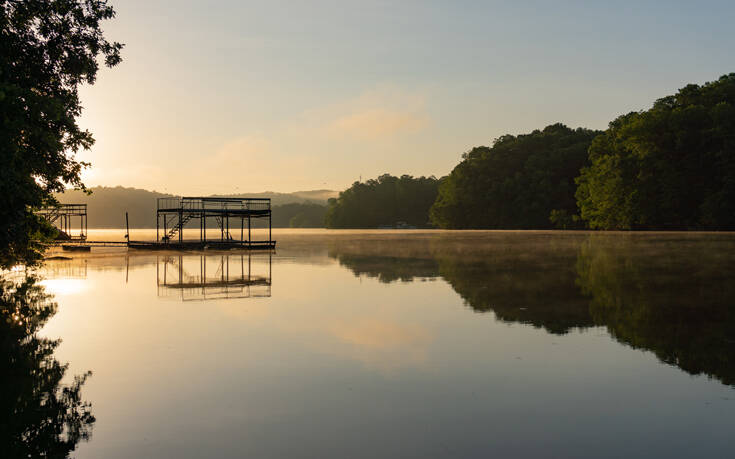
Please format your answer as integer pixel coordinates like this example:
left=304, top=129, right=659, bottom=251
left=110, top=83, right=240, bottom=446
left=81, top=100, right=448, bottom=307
left=127, top=240, right=276, bottom=250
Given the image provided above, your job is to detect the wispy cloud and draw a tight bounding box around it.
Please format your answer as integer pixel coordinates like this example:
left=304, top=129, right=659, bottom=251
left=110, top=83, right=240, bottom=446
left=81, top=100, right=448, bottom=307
left=311, top=85, right=430, bottom=141
left=328, top=108, right=426, bottom=139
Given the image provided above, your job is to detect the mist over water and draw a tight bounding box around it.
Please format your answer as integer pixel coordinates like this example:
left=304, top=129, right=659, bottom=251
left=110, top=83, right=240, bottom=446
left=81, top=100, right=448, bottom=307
left=22, top=231, right=735, bottom=458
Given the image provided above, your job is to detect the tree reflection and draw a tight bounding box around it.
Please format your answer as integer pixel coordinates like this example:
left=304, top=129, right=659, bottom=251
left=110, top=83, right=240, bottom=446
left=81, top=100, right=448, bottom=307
left=0, top=273, right=95, bottom=458
left=330, top=253, right=439, bottom=283
left=331, top=235, right=593, bottom=334
left=330, top=234, right=735, bottom=386
left=435, top=245, right=592, bottom=334
left=577, top=235, right=735, bottom=386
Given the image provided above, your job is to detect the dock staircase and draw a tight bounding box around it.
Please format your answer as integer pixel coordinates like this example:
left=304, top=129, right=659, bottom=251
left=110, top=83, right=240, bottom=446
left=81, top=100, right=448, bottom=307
left=214, top=216, right=235, bottom=240
left=164, top=214, right=194, bottom=241
left=163, top=214, right=235, bottom=242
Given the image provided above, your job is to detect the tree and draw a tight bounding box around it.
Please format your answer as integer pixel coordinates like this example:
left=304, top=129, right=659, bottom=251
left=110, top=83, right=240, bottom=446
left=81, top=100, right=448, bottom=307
left=0, top=0, right=123, bottom=267
left=325, top=174, right=440, bottom=228
left=576, top=74, right=735, bottom=230
left=430, top=124, right=601, bottom=229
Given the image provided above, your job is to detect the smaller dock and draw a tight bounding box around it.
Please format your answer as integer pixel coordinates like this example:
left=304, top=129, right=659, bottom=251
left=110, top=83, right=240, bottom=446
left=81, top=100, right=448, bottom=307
left=38, top=203, right=88, bottom=240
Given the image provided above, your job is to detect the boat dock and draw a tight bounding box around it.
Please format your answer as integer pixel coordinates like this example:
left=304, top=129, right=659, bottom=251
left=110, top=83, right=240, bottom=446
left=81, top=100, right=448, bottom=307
left=152, top=196, right=275, bottom=250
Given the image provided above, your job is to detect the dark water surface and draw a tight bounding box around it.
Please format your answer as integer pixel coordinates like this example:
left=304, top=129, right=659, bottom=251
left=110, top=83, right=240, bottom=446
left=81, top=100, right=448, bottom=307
left=4, top=231, right=735, bottom=458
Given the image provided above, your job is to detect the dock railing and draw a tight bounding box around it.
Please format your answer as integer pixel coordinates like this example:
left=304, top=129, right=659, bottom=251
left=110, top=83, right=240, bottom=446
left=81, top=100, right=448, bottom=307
left=157, top=197, right=271, bottom=213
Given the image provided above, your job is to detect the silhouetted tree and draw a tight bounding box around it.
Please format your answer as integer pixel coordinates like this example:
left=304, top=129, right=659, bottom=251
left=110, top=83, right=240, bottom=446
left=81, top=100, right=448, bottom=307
left=431, top=124, right=600, bottom=229
left=0, top=0, right=123, bottom=267
left=576, top=74, right=735, bottom=229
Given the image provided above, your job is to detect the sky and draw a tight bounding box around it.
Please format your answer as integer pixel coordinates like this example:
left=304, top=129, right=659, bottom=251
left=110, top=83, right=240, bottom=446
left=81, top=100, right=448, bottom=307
left=77, top=0, right=735, bottom=194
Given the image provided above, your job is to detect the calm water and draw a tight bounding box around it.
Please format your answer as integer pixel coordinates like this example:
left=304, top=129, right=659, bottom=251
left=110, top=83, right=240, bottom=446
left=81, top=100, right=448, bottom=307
left=3, top=231, right=735, bottom=458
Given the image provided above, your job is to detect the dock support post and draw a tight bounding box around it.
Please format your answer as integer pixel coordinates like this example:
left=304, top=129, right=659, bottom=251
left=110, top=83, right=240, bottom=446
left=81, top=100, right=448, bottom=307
left=248, top=214, right=251, bottom=248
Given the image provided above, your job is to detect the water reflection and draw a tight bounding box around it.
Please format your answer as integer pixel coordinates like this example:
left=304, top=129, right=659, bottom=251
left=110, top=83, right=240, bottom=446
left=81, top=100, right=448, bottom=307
left=43, top=258, right=88, bottom=279
left=330, top=234, right=735, bottom=386
left=0, top=272, right=95, bottom=458
left=156, top=253, right=272, bottom=301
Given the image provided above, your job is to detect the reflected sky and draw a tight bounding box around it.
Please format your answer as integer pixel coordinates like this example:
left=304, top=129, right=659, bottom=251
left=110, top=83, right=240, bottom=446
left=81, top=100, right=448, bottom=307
left=31, top=232, right=735, bottom=458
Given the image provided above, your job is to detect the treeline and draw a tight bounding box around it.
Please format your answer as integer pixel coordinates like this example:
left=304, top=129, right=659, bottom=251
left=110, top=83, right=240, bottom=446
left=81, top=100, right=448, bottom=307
left=431, top=124, right=600, bottom=229
left=271, top=203, right=327, bottom=228
left=325, top=174, right=440, bottom=228
left=327, top=74, right=735, bottom=230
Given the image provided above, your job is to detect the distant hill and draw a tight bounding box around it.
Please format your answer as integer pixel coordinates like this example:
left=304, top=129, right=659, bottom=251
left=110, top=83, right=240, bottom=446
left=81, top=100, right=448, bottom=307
left=54, top=186, right=337, bottom=228
left=211, top=189, right=338, bottom=206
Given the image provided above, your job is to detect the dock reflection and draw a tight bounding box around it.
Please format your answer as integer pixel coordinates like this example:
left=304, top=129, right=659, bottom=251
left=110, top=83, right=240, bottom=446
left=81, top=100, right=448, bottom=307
left=156, top=252, right=272, bottom=301
left=41, top=258, right=88, bottom=279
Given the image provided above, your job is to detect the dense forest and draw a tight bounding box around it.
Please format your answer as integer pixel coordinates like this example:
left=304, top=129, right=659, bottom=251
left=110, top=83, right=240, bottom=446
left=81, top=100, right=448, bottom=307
left=430, top=124, right=601, bottom=229
left=327, top=74, right=735, bottom=230
left=324, top=174, right=440, bottom=228
left=576, top=74, right=735, bottom=229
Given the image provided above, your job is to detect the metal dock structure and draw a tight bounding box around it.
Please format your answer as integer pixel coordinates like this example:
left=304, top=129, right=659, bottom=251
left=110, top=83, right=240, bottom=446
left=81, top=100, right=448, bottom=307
left=127, top=196, right=276, bottom=250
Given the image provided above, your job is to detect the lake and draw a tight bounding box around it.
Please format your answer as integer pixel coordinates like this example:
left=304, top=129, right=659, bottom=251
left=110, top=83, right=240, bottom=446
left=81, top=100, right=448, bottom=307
left=4, top=230, right=735, bottom=458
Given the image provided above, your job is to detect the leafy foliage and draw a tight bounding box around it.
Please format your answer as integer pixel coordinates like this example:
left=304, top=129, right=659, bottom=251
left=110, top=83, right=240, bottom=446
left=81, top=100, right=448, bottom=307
left=576, top=74, right=735, bottom=229
left=430, top=124, right=600, bottom=229
left=0, top=0, right=122, bottom=267
left=325, top=174, right=440, bottom=228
